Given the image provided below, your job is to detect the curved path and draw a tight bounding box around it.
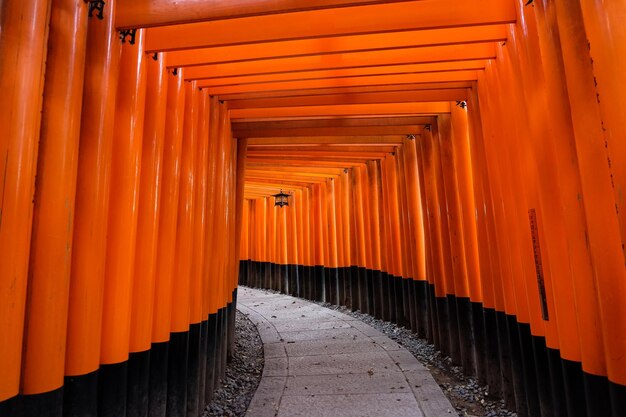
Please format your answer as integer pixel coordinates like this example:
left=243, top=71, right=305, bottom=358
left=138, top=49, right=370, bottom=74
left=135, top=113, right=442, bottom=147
left=237, top=287, right=455, bottom=417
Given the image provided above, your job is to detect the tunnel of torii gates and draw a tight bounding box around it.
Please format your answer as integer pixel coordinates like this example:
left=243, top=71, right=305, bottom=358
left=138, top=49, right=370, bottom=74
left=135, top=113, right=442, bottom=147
left=1, top=0, right=626, bottom=417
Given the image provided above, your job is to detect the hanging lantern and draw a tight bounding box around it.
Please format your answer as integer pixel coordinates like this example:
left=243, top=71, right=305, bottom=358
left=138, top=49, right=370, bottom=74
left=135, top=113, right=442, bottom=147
left=273, top=190, right=290, bottom=208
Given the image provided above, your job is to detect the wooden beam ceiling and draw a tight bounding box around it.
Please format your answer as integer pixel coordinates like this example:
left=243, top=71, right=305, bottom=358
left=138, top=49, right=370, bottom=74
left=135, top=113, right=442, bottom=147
left=130, top=0, right=514, bottom=197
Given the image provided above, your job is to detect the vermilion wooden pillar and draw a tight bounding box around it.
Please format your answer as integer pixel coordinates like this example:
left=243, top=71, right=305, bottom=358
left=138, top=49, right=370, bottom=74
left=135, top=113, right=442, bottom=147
left=351, top=167, right=367, bottom=312
left=326, top=178, right=339, bottom=305
left=396, top=148, right=415, bottom=330
left=0, top=0, right=51, bottom=408
left=126, top=50, right=168, bottom=417
left=402, top=137, right=429, bottom=337
left=167, top=79, right=198, bottom=417
left=64, top=2, right=122, bottom=415
left=20, top=1, right=88, bottom=415
left=553, top=1, right=626, bottom=412
left=150, top=67, right=186, bottom=417
left=195, top=89, right=211, bottom=409
left=436, top=113, right=470, bottom=369
left=186, top=84, right=205, bottom=417
left=99, top=28, right=148, bottom=417
left=302, top=188, right=313, bottom=299
left=366, top=161, right=383, bottom=319
left=465, top=86, right=500, bottom=387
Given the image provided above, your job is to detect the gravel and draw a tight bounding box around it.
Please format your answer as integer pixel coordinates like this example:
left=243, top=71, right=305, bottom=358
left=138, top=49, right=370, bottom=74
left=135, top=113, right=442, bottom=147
left=317, top=301, right=518, bottom=417
left=203, top=310, right=264, bottom=417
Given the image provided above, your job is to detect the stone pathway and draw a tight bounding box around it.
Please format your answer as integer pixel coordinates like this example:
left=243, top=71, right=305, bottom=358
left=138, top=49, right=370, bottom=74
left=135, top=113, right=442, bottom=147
left=237, top=287, right=455, bottom=417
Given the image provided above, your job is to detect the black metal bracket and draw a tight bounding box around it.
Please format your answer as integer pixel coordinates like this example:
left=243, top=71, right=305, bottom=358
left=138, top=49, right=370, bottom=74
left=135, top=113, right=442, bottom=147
left=424, top=124, right=432, bottom=132
left=85, top=0, right=105, bottom=20
left=406, top=134, right=416, bottom=140
left=456, top=100, right=467, bottom=109
left=172, top=68, right=178, bottom=76
left=119, top=29, right=137, bottom=45
left=152, top=53, right=158, bottom=61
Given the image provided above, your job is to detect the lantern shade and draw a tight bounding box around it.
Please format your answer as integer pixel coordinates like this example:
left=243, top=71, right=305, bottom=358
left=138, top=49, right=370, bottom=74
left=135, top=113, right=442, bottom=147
left=273, top=191, right=290, bottom=207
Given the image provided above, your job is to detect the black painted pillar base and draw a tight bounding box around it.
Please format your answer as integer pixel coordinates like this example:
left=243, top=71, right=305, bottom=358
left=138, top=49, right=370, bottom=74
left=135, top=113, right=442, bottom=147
left=19, top=389, right=63, bottom=417
left=186, top=323, right=202, bottom=417
left=402, top=278, right=412, bottom=330
left=214, top=309, right=224, bottom=389
left=456, top=297, right=475, bottom=374
left=63, top=370, right=98, bottom=417
left=166, top=331, right=188, bottom=417
left=148, top=341, right=169, bottom=417
left=609, top=380, right=626, bottom=417
left=205, top=313, right=218, bottom=403
left=446, top=294, right=461, bottom=365
left=545, top=348, right=565, bottom=417
left=372, top=270, right=382, bottom=320
left=302, top=266, right=311, bottom=300
left=355, top=267, right=365, bottom=313
left=366, top=269, right=374, bottom=316
left=426, top=284, right=438, bottom=346
left=229, top=289, right=237, bottom=360
left=0, top=396, right=21, bottom=417
left=407, top=278, right=417, bottom=333
left=505, top=315, right=528, bottom=417
left=270, top=263, right=281, bottom=291
left=314, top=265, right=325, bottom=302
left=328, top=268, right=339, bottom=305
left=337, top=267, right=346, bottom=307
left=257, top=262, right=264, bottom=289
left=388, top=274, right=397, bottom=323
left=582, top=373, right=611, bottom=417
left=281, top=264, right=290, bottom=294
left=349, top=266, right=358, bottom=312
left=394, top=277, right=405, bottom=327
left=471, top=302, right=487, bottom=385
left=529, top=334, right=552, bottom=416
left=263, top=263, right=271, bottom=290
left=297, top=265, right=304, bottom=298
left=238, top=260, right=247, bottom=286
left=415, top=281, right=429, bottom=339
left=289, top=265, right=298, bottom=297
left=220, top=307, right=228, bottom=380
left=99, top=362, right=128, bottom=417
left=435, top=296, right=449, bottom=356
left=127, top=350, right=151, bottom=417
left=381, top=272, right=390, bottom=321
left=495, top=312, right=514, bottom=410
left=323, top=267, right=332, bottom=303
left=342, top=267, right=350, bottom=309
left=482, top=307, right=501, bottom=396
left=516, top=322, right=540, bottom=417
left=198, top=320, right=208, bottom=411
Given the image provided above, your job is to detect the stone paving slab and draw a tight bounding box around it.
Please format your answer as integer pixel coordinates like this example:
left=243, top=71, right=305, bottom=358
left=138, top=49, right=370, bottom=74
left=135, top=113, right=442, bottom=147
left=239, top=287, right=455, bottom=417
left=283, top=372, right=413, bottom=396
left=277, top=393, right=424, bottom=417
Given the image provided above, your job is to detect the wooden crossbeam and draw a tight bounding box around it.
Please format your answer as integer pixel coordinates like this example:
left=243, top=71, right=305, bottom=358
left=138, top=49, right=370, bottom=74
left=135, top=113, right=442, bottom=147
left=230, top=102, right=451, bottom=119
left=165, top=26, right=506, bottom=67
left=145, top=0, right=515, bottom=51
left=204, top=71, right=478, bottom=95
left=184, top=43, right=494, bottom=80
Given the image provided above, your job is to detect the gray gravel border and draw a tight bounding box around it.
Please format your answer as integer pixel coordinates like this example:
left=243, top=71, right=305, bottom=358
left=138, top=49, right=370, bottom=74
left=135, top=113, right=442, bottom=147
left=203, top=310, right=264, bottom=417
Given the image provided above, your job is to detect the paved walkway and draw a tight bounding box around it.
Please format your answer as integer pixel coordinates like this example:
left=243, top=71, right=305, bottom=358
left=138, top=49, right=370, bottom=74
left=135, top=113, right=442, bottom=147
left=237, top=287, right=455, bottom=417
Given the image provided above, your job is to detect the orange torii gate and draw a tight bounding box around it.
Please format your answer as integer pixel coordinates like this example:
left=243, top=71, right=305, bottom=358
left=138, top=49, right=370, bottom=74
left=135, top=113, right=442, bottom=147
left=1, top=1, right=626, bottom=417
